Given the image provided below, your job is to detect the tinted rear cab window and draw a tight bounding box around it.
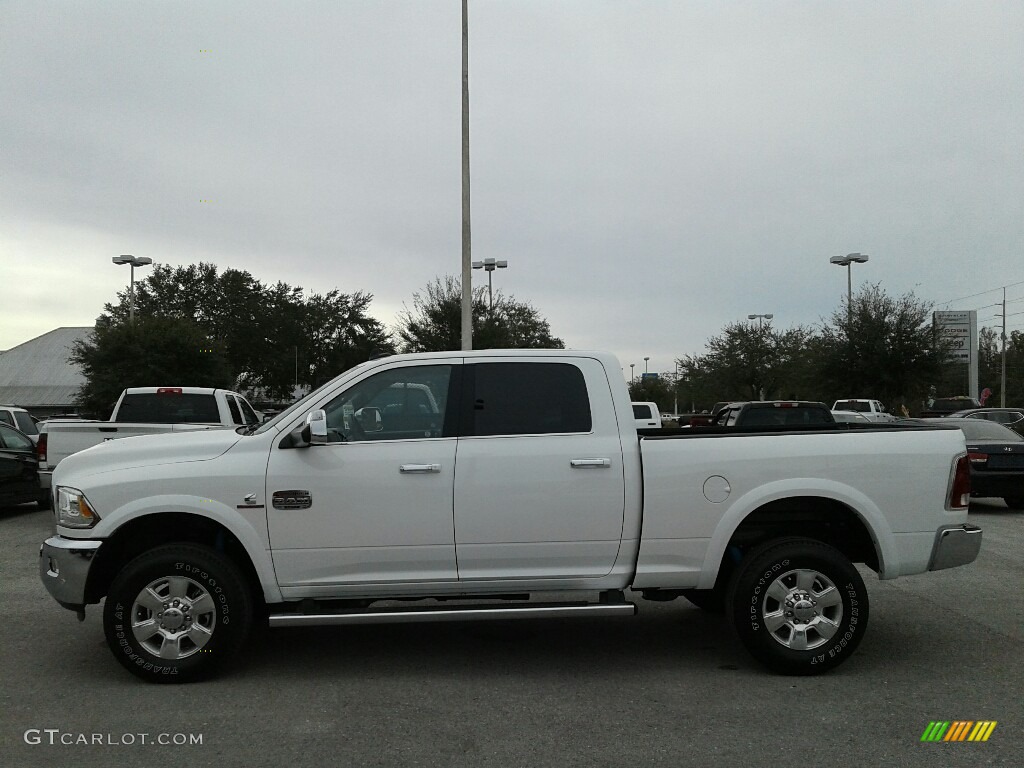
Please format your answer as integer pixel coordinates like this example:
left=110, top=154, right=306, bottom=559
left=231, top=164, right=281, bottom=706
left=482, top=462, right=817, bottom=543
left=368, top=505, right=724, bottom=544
left=116, top=393, right=222, bottom=423
left=466, top=362, right=592, bottom=436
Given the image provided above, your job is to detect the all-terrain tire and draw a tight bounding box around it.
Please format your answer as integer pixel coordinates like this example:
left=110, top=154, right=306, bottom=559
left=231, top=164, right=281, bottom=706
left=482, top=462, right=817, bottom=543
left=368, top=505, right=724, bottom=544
left=726, top=537, right=869, bottom=675
left=103, top=544, right=253, bottom=683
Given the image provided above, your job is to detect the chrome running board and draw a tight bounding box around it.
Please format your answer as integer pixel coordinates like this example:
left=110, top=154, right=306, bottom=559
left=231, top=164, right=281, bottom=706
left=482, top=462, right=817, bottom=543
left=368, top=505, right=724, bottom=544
left=268, top=601, right=636, bottom=628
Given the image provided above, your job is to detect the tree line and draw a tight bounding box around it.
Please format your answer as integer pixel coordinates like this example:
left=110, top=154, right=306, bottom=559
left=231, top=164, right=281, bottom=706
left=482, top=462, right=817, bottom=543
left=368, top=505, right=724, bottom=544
left=72, top=263, right=1020, bottom=417
left=629, top=283, right=1024, bottom=416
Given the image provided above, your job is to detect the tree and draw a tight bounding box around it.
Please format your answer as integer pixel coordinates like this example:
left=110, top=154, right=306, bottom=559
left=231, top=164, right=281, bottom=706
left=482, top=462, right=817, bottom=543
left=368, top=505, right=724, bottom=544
left=302, top=290, right=395, bottom=387
left=101, top=263, right=394, bottom=399
left=678, top=321, right=816, bottom=407
left=814, top=283, right=949, bottom=413
left=70, top=316, right=235, bottom=417
left=395, top=276, right=564, bottom=352
left=978, top=327, right=1024, bottom=406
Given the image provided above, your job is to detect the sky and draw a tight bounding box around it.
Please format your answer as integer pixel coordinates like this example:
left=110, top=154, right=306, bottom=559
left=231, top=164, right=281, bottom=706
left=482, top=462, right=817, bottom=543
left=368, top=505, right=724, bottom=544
left=2, top=1, right=1023, bottom=378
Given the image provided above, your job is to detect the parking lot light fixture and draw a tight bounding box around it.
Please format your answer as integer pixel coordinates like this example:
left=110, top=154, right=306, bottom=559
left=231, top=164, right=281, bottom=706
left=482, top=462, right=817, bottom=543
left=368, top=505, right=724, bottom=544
left=471, top=258, right=508, bottom=311
left=112, top=255, right=153, bottom=325
left=748, top=313, right=773, bottom=328
left=829, top=253, right=869, bottom=324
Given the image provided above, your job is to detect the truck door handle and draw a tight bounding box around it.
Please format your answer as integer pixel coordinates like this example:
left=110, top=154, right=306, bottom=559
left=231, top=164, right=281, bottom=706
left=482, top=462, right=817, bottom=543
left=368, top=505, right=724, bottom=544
left=570, top=458, right=611, bottom=468
left=399, top=463, right=441, bottom=474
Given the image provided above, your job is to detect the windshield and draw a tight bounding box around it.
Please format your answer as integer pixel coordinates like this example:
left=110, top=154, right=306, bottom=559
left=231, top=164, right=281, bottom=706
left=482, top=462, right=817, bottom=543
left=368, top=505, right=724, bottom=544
left=14, top=412, right=38, bottom=435
left=251, top=360, right=376, bottom=435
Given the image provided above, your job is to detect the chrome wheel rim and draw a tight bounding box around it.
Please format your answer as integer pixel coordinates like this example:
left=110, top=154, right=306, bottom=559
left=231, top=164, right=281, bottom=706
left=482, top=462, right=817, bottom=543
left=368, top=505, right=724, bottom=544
left=762, top=568, right=843, bottom=651
left=130, top=575, right=216, bottom=660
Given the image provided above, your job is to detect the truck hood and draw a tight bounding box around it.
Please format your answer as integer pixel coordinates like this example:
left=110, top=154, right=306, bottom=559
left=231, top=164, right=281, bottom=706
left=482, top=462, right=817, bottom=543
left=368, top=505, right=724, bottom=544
left=53, top=427, right=243, bottom=483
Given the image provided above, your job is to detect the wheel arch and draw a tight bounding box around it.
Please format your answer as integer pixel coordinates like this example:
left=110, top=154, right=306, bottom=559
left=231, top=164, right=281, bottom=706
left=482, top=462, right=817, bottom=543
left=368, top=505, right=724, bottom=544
left=85, top=512, right=276, bottom=606
left=697, top=487, right=890, bottom=591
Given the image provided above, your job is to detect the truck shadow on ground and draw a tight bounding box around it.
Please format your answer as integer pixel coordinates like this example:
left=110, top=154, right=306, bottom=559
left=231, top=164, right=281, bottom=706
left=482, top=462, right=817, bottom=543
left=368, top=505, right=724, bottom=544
left=245, top=607, right=760, bottom=680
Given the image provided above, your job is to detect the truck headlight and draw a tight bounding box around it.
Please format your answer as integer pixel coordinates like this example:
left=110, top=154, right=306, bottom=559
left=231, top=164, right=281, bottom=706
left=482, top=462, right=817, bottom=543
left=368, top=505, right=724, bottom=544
left=56, top=487, right=100, bottom=528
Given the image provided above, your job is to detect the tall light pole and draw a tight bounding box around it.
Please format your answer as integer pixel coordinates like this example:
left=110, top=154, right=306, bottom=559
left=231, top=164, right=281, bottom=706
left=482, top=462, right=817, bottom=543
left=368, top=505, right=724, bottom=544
left=460, top=0, right=473, bottom=350
left=747, top=313, right=773, bottom=328
left=829, top=253, right=869, bottom=324
left=673, top=360, right=680, bottom=416
left=643, top=356, right=650, bottom=373
left=629, top=363, right=635, bottom=383
left=111, top=255, right=153, bottom=325
left=472, top=258, right=507, bottom=311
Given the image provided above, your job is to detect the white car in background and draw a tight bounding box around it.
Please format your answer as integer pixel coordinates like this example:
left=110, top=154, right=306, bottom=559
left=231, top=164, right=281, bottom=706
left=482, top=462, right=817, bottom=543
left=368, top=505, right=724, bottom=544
left=0, top=404, right=40, bottom=444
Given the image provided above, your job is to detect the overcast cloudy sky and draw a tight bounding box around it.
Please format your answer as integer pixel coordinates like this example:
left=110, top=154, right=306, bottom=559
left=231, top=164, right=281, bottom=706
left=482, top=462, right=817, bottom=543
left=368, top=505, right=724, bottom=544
left=2, top=1, right=1022, bottom=377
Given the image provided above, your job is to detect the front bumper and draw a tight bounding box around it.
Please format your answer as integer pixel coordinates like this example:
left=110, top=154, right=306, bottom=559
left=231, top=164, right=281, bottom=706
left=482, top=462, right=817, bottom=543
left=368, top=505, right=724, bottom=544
left=928, top=524, right=983, bottom=571
left=39, top=536, right=102, bottom=611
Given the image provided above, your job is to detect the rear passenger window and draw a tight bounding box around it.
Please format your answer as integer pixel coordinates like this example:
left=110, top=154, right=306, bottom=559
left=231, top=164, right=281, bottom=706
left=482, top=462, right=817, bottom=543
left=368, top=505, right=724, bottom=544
left=468, top=362, right=592, bottom=436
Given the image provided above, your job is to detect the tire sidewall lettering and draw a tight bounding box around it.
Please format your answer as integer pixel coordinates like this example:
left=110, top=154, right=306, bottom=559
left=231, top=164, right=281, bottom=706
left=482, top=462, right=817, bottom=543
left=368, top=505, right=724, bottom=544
left=731, top=542, right=868, bottom=674
left=105, top=546, right=252, bottom=682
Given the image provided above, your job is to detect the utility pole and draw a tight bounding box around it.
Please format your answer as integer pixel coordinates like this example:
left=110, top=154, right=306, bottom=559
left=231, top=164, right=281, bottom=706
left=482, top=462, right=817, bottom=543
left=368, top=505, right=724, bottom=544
left=1001, top=287, right=1007, bottom=407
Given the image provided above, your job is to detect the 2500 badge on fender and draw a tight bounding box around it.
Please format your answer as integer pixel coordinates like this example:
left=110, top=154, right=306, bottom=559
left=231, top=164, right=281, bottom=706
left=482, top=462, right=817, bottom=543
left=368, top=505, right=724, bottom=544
left=727, top=537, right=869, bottom=675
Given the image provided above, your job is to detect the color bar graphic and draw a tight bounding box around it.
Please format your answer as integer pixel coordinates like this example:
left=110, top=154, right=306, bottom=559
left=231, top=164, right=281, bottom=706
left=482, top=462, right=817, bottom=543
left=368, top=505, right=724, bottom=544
left=921, top=721, right=996, bottom=742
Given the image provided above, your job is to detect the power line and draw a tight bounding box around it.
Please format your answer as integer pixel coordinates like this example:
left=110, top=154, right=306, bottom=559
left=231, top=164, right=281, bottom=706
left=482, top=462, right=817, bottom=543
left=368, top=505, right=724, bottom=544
left=937, top=280, right=1024, bottom=309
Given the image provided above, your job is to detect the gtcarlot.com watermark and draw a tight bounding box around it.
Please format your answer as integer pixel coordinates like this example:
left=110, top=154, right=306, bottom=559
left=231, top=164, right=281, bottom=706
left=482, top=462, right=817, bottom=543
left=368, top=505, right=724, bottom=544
left=24, top=729, right=203, bottom=746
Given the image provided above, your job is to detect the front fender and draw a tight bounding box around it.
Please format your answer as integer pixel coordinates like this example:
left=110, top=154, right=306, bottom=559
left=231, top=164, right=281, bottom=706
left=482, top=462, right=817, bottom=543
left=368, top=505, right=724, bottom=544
left=88, top=494, right=282, bottom=604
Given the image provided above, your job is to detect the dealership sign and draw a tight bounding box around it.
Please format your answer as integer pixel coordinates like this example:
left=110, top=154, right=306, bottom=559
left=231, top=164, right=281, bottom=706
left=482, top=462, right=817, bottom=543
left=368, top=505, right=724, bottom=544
left=933, top=310, right=978, bottom=400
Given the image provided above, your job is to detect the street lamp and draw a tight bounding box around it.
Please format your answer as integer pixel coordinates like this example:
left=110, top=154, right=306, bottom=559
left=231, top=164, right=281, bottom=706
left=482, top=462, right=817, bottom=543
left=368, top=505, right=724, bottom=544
left=829, top=253, right=869, bottom=323
left=111, top=255, right=153, bottom=324
left=629, top=363, right=635, bottom=382
left=471, top=257, right=508, bottom=311
left=747, top=313, right=773, bottom=328
left=643, top=356, right=650, bottom=373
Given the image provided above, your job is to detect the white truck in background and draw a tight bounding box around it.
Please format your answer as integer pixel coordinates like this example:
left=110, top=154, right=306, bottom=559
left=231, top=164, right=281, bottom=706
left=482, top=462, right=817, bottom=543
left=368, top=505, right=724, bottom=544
left=631, top=401, right=661, bottom=429
left=832, top=399, right=896, bottom=423
left=37, top=387, right=261, bottom=492
left=39, top=350, right=980, bottom=683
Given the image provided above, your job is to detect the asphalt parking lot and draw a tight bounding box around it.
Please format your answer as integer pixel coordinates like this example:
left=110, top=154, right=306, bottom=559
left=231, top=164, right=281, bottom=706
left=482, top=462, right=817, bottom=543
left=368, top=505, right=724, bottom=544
left=1, top=499, right=1021, bottom=768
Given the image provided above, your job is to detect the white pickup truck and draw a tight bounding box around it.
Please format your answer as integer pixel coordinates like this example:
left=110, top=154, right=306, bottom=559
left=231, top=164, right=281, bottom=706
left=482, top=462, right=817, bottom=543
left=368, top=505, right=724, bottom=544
left=832, top=399, right=896, bottom=422
left=39, top=350, right=981, bottom=683
left=37, top=387, right=261, bottom=492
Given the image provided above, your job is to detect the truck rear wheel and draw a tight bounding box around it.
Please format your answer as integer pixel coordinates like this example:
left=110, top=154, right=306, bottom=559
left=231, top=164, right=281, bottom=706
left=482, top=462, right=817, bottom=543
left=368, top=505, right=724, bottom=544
left=726, top=537, right=868, bottom=675
left=103, top=544, right=253, bottom=683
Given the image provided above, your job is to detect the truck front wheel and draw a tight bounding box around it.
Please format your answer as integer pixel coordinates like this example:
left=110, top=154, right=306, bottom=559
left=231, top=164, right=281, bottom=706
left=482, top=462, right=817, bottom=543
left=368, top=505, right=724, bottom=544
left=103, top=544, right=253, bottom=683
left=727, top=537, right=869, bottom=675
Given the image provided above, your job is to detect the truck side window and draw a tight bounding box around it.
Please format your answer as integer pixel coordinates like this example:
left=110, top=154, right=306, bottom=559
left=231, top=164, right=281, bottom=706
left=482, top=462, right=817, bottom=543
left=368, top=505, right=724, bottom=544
left=238, top=398, right=260, bottom=425
left=466, top=362, right=591, bottom=436
left=322, top=365, right=453, bottom=442
left=226, top=396, right=243, bottom=425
